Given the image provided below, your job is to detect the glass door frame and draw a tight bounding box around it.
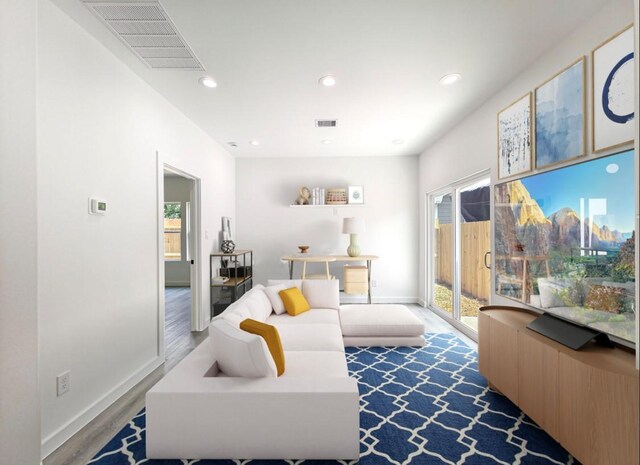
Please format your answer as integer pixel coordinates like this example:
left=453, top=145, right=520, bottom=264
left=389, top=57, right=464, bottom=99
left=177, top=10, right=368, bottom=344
left=426, top=169, right=491, bottom=341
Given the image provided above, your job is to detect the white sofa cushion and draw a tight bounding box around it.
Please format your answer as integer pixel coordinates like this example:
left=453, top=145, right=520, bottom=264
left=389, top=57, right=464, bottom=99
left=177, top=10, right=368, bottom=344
left=282, top=351, right=348, bottom=378
left=302, top=280, right=340, bottom=310
left=268, top=279, right=303, bottom=291
left=276, top=324, right=345, bottom=352
left=339, top=304, right=425, bottom=337
left=266, top=309, right=340, bottom=326
left=218, top=301, right=252, bottom=327
left=243, top=288, right=273, bottom=322
left=208, top=319, right=277, bottom=378
left=264, top=284, right=287, bottom=314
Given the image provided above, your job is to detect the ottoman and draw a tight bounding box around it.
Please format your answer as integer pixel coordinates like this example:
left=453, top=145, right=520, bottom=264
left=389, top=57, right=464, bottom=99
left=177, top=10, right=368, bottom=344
left=339, top=304, right=425, bottom=347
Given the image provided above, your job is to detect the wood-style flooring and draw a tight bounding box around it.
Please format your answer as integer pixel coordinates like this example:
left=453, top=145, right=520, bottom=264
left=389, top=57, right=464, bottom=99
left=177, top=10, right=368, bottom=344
left=43, top=299, right=475, bottom=465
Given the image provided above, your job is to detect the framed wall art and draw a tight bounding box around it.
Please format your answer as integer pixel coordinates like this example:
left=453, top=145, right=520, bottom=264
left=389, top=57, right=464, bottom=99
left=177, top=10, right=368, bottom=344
left=497, top=92, right=532, bottom=179
left=348, top=185, right=364, bottom=204
left=535, top=57, right=586, bottom=169
left=591, top=24, right=635, bottom=153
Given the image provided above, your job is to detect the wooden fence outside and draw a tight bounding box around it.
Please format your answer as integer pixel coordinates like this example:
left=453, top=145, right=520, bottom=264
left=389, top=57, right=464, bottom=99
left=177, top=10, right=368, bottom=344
left=435, top=221, right=491, bottom=302
left=164, top=218, right=181, bottom=259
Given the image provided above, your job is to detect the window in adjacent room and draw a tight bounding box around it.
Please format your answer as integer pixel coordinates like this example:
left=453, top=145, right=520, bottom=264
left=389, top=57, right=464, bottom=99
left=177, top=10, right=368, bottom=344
left=164, top=202, right=182, bottom=261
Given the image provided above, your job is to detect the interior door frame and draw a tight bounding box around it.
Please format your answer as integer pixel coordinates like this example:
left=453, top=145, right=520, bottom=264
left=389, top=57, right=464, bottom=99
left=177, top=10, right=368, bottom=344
left=157, top=156, right=204, bottom=361
left=426, top=169, right=491, bottom=342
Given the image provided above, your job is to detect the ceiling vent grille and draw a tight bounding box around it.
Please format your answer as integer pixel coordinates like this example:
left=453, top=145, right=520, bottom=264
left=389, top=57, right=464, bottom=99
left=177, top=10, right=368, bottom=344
left=83, top=1, right=204, bottom=70
left=315, top=120, right=337, bottom=128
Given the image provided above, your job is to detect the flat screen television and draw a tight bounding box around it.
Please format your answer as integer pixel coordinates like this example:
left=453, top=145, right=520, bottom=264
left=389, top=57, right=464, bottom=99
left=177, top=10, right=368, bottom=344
left=495, top=149, right=636, bottom=345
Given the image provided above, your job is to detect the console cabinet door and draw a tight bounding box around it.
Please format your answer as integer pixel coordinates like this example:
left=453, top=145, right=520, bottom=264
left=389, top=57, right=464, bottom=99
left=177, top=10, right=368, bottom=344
left=558, top=353, right=592, bottom=464
left=488, top=318, right=518, bottom=402
left=517, top=332, right=558, bottom=439
left=477, top=312, right=490, bottom=378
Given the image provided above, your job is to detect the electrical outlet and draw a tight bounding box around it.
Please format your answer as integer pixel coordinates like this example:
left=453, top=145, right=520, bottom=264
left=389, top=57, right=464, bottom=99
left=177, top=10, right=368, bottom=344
left=57, top=371, right=70, bottom=396
left=371, top=280, right=378, bottom=287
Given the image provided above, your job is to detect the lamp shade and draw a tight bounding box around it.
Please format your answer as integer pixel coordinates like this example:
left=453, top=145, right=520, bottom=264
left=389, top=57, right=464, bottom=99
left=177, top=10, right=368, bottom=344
left=342, top=217, right=365, bottom=234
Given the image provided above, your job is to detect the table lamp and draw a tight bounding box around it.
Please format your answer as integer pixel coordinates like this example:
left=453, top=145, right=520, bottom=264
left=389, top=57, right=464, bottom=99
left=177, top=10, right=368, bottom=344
left=342, top=217, right=365, bottom=257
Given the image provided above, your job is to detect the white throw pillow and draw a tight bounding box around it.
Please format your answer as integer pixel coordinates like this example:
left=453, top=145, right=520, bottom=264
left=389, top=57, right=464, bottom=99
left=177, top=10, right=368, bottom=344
left=208, top=319, right=277, bottom=378
left=243, top=290, right=273, bottom=321
left=267, top=279, right=303, bottom=291
left=264, top=284, right=287, bottom=314
left=302, top=280, right=340, bottom=310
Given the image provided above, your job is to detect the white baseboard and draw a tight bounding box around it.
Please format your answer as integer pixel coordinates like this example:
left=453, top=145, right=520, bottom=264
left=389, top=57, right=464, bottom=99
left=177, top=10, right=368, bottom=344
left=165, top=281, right=190, bottom=287
left=340, top=296, right=420, bottom=304
left=41, top=356, right=164, bottom=459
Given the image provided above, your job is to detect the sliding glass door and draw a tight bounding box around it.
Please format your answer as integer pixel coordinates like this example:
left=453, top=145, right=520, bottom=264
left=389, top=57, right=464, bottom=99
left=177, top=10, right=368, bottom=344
left=429, top=172, right=491, bottom=334
left=432, top=192, right=453, bottom=314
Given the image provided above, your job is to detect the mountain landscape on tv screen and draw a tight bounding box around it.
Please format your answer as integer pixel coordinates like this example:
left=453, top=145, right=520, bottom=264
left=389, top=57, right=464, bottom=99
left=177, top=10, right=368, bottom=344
left=495, top=179, right=630, bottom=257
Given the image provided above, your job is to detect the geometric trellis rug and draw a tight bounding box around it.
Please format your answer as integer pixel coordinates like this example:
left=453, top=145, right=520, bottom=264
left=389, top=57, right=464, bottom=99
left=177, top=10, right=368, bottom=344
left=88, top=333, right=578, bottom=465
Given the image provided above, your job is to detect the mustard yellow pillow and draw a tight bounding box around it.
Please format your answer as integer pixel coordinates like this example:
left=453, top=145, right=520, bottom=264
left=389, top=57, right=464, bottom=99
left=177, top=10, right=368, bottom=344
left=279, top=287, right=311, bottom=316
left=239, top=318, right=285, bottom=376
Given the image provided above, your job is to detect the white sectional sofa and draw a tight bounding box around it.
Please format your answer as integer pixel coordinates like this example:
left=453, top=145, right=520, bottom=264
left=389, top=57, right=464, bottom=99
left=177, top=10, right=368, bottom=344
left=146, top=279, right=424, bottom=460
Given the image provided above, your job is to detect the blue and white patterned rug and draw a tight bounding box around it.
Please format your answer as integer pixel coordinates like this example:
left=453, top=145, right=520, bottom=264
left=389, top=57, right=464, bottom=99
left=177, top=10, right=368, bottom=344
left=88, top=333, right=577, bottom=465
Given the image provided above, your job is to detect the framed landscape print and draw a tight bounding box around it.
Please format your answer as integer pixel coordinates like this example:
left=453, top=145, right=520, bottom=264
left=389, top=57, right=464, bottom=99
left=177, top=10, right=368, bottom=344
left=535, top=58, right=586, bottom=169
left=497, top=93, right=532, bottom=179
left=592, top=25, right=635, bottom=153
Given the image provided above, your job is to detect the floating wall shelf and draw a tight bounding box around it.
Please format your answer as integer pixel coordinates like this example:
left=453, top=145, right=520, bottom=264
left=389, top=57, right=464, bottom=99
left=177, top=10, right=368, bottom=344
left=289, top=204, right=365, bottom=208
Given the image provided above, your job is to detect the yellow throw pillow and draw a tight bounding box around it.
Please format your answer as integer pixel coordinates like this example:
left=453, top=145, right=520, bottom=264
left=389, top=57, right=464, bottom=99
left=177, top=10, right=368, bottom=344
left=239, top=318, right=285, bottom=376
left=279, top=287, right=311, bottom=316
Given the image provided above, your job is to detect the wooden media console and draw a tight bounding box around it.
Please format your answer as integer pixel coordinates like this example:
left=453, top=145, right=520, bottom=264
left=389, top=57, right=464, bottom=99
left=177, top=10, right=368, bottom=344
left=478, top=307, right=639, bottom=465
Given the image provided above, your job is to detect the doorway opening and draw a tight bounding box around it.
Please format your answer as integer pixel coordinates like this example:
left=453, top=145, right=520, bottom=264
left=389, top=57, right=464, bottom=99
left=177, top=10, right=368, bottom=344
left=162, top=166, right=201, bottom=367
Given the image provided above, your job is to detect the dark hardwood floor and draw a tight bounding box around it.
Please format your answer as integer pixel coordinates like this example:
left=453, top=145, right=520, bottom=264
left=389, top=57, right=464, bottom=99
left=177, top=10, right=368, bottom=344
left=164, top=287, right=209, bottom=371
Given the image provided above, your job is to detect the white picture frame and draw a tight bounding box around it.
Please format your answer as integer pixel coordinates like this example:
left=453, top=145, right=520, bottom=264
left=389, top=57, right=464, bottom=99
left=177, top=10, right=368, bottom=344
left=591, top=25, right=635, bottom=153
left=348, top=186, right=364, bottom=204
left=497, top=92, right=532, bottom=179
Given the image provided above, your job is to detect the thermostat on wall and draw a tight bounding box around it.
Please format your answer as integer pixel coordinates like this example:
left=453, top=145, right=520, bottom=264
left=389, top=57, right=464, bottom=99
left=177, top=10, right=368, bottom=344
left=89, top=198, right=107, bottom=215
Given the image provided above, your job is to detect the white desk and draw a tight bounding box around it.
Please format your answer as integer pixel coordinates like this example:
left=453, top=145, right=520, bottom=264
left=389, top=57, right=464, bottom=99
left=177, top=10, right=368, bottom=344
left=281, top=254, right=379, bottom=303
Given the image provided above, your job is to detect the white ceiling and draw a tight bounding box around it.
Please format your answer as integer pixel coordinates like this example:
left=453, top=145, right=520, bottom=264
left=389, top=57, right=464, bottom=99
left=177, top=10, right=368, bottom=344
left=51, top=0, right=609, bottom=158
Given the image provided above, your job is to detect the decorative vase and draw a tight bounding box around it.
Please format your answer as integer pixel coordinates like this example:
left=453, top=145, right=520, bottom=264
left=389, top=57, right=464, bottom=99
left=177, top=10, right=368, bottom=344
left=347, top=234, right=360, bottom=257
left=221, top=240, right=236, bottom=254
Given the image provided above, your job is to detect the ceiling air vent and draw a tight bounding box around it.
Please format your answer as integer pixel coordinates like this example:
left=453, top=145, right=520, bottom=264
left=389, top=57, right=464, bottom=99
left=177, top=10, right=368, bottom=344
left=315, top=119, right=337, bottom=128
left=83, top=1, right=205, bottom=70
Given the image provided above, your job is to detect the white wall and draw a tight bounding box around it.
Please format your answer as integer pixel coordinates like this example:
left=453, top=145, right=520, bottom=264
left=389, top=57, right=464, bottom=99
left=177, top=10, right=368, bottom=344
left=37, top=0, right=235, bottom=457
left=236, top=156, right=419, bottom=302
left=418, top=0, right=636, bottom=308
left=0, top=1, right=41, bottom=464
left=164, top=175, right=192, bottom=286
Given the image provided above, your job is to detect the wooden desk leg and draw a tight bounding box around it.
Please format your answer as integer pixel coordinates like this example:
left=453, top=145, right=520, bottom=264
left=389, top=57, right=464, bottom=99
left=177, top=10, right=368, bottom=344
left=288, top=261, right=294, bottom=279
left=367, top=260, right=372, bottom=304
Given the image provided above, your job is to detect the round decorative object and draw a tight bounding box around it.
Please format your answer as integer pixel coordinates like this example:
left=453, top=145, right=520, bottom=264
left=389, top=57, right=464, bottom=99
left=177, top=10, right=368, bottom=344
left=221, top=240, right=236, bottom=254
left=298, top=245, right=309, bottom=253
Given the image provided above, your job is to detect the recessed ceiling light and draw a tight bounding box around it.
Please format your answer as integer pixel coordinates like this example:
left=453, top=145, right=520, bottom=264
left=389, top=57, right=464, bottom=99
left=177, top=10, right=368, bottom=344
left=250, top=140, right=260, bottom=146
left=227, top=142, right=238, bottom=147
left=439, top=73, right=462, bottom=86
left=319, top=75, right=337, bottom=87
left=321, top=139, right=332, bottom=144
left=392, top=139, right=404, bottom=145
left=199, top=76, right=217, bottom=88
